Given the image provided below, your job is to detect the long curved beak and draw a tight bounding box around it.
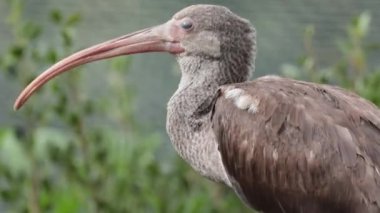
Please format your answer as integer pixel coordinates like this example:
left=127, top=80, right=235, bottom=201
left=13, top=21, right=184, bottom=110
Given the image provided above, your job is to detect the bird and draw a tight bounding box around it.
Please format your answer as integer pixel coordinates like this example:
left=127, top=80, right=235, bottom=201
left=13, top=4, right=380, bottom=213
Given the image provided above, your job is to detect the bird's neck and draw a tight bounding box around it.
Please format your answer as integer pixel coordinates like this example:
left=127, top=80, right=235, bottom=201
left=166, top=56, right=249, bottom=185
left=177, top=55, right=250, bottom=90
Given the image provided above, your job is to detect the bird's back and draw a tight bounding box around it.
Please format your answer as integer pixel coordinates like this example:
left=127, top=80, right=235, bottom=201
left=211, top=76, right=380, bottom=213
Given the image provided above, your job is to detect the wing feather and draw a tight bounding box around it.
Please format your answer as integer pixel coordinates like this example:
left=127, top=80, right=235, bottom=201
left=212, top=76, right=380, bottom=213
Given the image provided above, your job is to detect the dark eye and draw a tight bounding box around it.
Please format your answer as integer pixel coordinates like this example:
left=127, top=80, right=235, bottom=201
left=180, top=19, right=193, bottom=30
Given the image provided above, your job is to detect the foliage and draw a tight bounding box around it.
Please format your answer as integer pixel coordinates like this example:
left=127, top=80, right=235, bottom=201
left=0, top=1, right=250, bottom=212
left=282, top=12, right=380, bottom=106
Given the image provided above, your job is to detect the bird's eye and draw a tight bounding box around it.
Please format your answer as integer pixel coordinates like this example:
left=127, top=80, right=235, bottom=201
left=180, top=19, right=193, bottom=30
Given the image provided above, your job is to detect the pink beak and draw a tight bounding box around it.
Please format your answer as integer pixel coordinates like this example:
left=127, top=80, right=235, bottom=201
left=13, top=21, right=184, bottom=110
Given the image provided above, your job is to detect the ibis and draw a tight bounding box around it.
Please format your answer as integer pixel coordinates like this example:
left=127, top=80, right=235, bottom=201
left=14, top=4, right=380, bottom=213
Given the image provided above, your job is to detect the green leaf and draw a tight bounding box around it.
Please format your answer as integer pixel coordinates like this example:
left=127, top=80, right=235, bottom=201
left=10, top=44, right=24, bottom=58
left=53, top=184, right=84, bottom=213
left=33, top=127, right=71, bottom=161
left=65, top=13, right=81, bottom=27
left=22, top=22, right=42, bottom=40
left=356, top=12, right=371, bottom=38
left=6, top=0, right=23, bottom=27
left=50, top=9, right=62, bottom=24
left=61, top=28, right=73, bottom=47
left=45, top=48, right=58, bottom=63
left=0, top=128, right=30, bottom=176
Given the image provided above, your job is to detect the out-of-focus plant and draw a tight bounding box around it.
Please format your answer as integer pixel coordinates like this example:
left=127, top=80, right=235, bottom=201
left=0, top=0, right=250, bottom=212
left=282, top=12, right=380, bottom=106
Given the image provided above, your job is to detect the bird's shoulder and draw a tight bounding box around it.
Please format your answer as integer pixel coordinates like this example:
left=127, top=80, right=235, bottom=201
left=211, top=75, right=380, bottom=212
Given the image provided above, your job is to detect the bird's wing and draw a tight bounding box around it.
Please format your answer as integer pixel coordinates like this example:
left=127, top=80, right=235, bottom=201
left=211, top=76, right=380, bottom=213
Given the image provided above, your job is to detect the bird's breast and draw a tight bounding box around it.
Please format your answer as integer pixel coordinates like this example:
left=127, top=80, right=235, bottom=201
left=166, top=92, right=231, bottom=185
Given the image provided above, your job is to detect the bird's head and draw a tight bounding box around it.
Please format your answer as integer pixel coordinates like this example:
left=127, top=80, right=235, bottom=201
left=173, top=5, right=255, bottom=59
left=14, top=4, right=256, bottom=110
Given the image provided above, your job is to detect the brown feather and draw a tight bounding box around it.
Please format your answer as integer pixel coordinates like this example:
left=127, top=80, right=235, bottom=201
left=212, top=76, right=380, bottom=213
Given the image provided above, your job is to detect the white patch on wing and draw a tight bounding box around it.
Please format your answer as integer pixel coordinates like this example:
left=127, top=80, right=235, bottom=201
left=224, top=87, right=259, bottom=114
left=247, top=99, right=259, bottom=113
left=272, top=149, right=278, bottom=161
left=307, top=150, right=315, bottom=163
left=375, top=166, right=380, bottom=177
left=225, top=88, right=244, bottom=99
left=235, top=95, right=253, bottom=110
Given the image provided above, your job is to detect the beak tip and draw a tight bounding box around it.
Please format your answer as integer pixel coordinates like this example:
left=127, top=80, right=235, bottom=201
left=13, top=98, right=23, bottom=111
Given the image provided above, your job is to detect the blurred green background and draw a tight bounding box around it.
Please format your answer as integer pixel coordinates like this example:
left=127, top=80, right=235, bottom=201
left=0, top=0, right=379, bottom=212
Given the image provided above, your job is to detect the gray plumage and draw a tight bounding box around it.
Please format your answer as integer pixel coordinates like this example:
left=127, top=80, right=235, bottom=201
left=167, top=5, right=255, bottom=185
left=166, top=4, right=380, bottom=213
